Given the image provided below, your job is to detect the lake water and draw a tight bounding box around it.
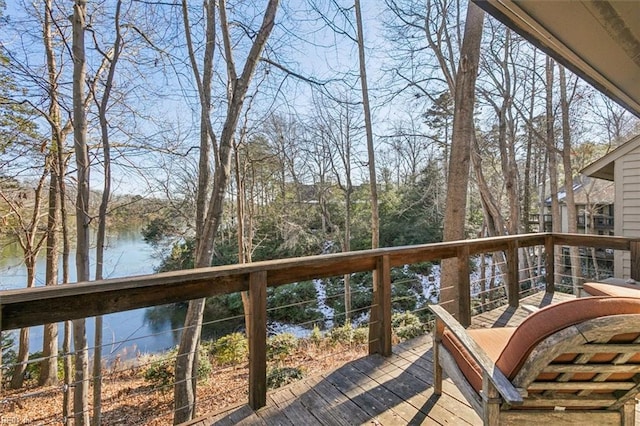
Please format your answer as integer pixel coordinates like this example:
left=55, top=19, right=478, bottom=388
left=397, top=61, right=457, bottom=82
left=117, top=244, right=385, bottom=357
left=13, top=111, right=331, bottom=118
left=0, top=229, right=180, bottom=361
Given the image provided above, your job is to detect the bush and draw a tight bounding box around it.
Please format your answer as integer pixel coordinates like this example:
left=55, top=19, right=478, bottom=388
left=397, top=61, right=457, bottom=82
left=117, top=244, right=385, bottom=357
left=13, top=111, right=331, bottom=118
left=267, top=366, right=304, bottom=389
left=267, top=333, right=298, bottom=362
left=143, top=345, right=212, bottom=392
left=144, top=357, right=174, bottom=392
left=309, top=325, right=323, bottom=346
left=328, top=324, right=368, bottom=345
left=211, top=333, right=248, bottom=365
left=392, top=311, right=425, bottom=341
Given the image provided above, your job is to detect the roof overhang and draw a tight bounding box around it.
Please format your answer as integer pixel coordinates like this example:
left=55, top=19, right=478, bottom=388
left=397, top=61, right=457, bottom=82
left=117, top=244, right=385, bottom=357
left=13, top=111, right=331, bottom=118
left=472, top=0, right=640, bottom=118
left=582, top=134, right=640, bottom=181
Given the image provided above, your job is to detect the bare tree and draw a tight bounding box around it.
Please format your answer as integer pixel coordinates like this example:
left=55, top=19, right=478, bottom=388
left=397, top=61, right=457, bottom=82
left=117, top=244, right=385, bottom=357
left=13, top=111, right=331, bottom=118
left=174, top=1, right=279, bottom=422
left=439, top=2, right=484, bottom=319
left=546, top=57, right=561, bottom=286
left=90, top=2, right=123, bottom=422
left=1, top=174, right=48, bottom=389
left=71, top=1, right=90, bottom=423
left=354, top=0, right=379, bottom=251
left=559, top=65, right=581, bottom=291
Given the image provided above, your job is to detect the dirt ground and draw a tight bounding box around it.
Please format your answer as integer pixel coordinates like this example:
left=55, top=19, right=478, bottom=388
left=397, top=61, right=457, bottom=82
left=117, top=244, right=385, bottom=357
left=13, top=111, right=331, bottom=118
left=1, top=343, right=367, bottom=425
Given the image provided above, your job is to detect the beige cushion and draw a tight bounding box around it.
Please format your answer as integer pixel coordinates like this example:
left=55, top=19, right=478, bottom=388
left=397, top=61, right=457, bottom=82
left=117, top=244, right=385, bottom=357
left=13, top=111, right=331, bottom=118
left=583, top=282, right=640, bottom=297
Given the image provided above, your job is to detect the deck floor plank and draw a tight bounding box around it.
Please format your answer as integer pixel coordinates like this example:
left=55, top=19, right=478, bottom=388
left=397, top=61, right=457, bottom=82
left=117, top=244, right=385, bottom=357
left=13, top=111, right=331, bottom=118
left=194, top=292, right=639, bottom=426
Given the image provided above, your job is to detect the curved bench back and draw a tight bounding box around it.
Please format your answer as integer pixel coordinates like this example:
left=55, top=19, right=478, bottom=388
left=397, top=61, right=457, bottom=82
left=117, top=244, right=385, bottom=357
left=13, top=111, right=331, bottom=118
left=496, top=297, right=640, bottom=381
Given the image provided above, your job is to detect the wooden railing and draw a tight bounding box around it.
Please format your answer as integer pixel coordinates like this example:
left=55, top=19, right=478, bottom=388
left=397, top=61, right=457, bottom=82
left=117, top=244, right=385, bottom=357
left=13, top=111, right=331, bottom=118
left=1, top=232, right=639, bottom=411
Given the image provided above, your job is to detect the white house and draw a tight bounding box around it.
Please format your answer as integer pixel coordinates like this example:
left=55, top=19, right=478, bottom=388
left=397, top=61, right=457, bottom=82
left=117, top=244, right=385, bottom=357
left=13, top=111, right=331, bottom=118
left=582, top=134, right=640, bottom=278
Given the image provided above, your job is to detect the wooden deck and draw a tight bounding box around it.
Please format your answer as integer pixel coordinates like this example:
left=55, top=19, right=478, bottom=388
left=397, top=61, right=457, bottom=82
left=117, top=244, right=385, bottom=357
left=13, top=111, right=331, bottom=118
left=191, top=292, right=640, bottom=425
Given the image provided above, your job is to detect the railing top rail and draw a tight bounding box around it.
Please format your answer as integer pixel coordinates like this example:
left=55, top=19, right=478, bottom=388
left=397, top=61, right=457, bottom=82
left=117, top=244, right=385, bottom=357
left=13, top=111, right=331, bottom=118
left=0, top=232, right=635, bottom=331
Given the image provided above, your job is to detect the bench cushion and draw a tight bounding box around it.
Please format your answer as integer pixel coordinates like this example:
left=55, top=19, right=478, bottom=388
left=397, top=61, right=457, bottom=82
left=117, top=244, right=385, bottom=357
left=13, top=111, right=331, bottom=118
left=583, top=282, right=640, bottom=297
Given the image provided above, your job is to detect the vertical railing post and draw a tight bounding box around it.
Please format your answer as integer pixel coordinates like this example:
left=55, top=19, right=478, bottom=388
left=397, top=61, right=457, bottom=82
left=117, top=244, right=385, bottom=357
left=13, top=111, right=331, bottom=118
left=457, top=245, right=471, bottom=327
left=630, top=240, right=640, bottom=282
left=369, top=255, right=391, bottom=356
left=507, top=240, right=519, bottom=308
left=248, top=271, right=267, bottom=410
left=545, top=234, right=555, bottom=293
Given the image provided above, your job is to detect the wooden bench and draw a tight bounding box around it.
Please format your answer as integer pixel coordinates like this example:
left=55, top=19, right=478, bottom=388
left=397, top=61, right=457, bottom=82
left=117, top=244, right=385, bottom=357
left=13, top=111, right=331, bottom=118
left=431, top=297, right=640, bottom=425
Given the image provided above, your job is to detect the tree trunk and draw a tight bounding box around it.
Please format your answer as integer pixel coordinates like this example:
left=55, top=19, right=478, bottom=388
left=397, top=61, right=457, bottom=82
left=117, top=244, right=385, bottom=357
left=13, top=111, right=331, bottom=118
left=439, top=2, right=484, bottom=319
left=174, top=1, right=279, bottom=423
left=559, top=65, right=582, bottom=292
left=10, top=255, right=35, bottom=388
left=546, top=58, right=562, bottom=286
left=354, top=0, right=379, bottom=251
left=92, top=4, right=122, bottom=423
left=10, top=256, right=38, bottom=388
left=72, top=2, right=90, bottom=423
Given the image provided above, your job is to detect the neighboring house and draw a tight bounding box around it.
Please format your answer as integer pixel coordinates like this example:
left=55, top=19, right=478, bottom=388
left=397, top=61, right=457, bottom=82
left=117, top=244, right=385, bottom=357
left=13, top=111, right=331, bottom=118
left=538, top=177, right=615, bottom=235
left=582, top=134, right=640, bottom=278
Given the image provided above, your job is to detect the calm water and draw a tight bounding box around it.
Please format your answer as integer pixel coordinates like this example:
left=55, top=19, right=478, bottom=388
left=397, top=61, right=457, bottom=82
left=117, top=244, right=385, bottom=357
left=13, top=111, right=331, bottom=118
left=0, top=229, right=180, bottom=360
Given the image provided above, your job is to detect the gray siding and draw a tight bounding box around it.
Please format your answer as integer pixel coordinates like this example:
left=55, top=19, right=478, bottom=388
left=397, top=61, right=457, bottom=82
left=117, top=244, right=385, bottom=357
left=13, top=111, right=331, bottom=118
left=616, top=149, right=640, bottom=278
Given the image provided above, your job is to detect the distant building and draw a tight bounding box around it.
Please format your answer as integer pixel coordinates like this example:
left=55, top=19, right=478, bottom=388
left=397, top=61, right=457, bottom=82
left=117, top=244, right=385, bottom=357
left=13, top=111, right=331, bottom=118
left=536, top=177, right=614, bottom=235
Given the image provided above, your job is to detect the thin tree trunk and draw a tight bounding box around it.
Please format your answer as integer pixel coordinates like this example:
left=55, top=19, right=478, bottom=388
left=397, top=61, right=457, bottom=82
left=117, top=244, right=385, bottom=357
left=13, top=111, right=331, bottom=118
left=72, top=2, right=90, bottom=423
left=523, top=49, right=537, bottom=233
left=354, top=0, right=379, bottom=251
left=440, top=2, right=485, bottom=318
left=11, top=256, right=34, bottom=388
left=92, top=3, right=122, bottom=422
left=546, top=58, right=562, bottom=287
left=559, top=65, right=582, bottom=292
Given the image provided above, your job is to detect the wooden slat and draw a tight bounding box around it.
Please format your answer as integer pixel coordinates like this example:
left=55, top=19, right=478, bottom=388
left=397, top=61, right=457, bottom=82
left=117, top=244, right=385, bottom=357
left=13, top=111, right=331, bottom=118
left=630, top=240, right=640, bottom=281
left=379, top=255, right=392, bottom=356
left=500, top=410, right=621, bottom=425
left=553, top=233, right=631, bottom=251
left=519, top=395, right=617, bottom=407
left=543, top=364, right=640, bottom=374
left=545, top=234, right=555, bottom=293
left=369, top=255, right=392, bottom=356
left=527, top=382, right=636, bottom=391
left=457, top=245, right=471, bottom=327
left=506, top=240, right=519, bottom=308
left=574, top=344, right=640, bottom=353
left=248, top=271, right=267, bottom=410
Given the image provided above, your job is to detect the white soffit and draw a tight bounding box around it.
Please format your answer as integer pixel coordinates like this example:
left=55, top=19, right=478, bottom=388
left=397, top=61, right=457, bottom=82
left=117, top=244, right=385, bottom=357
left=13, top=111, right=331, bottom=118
left=473, top=0, right=640, bottom=118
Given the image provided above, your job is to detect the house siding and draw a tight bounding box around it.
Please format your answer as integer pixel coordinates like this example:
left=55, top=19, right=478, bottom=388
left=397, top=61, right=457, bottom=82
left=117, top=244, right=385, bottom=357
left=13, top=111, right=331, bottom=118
left=616, top=148, right=640, bottom=278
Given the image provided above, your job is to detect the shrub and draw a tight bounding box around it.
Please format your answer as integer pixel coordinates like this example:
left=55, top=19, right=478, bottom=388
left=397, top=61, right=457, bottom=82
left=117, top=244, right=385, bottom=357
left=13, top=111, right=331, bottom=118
left=309, top=325, right=323, bottom=346
left=143, top=345, right=212, bottom=391
left=328, top=324, right=368, bottom=345
left=144, top=357, right=174, bottom=392
left=267, top=366, right=304, bottom=389
left=392, top=311, right=425, bottom=341
left=267, top=333, right=298, bottom=362
left=211, top=333, right=248, bottom=365
left=352, top=326, right=369, bottom=344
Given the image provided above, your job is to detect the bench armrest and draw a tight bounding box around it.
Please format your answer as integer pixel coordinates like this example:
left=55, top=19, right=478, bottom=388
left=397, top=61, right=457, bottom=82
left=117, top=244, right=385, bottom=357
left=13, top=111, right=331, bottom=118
left=430, top=304, right=523, bottom=405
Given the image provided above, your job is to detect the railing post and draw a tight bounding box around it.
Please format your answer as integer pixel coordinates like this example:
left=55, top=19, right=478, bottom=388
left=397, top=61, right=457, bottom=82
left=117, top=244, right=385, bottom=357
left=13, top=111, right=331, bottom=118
left=248, top=271, right=267, bottom=410
left=545, top=235, right=555, bottom=293
left=630, top=240, right=640, bottom=282
left=457, top=245, right=471, bottom=328
left=507, top=240, right=519, bottom=308
left=369, top=255, right=391, bottom=356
